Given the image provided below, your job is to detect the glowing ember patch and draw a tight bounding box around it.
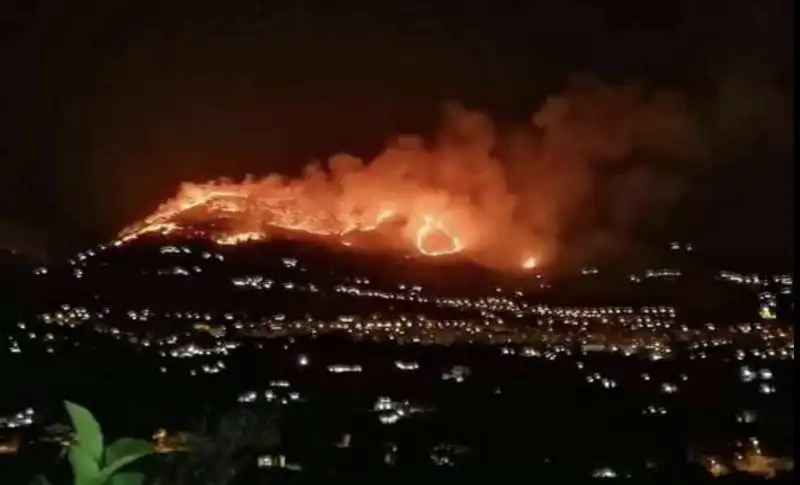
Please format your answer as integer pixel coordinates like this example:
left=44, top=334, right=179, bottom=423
left=113, top=179, right=550, bottom=270
left=110, top=91, right=705, bottom=271
left=117, top=184, right=472, bottom=259
left=215, top=232, right=265, bottom=245
left=415, top=215, right=463, bottom=257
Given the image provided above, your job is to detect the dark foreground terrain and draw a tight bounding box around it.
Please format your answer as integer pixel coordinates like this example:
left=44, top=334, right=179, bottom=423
left=0, top=242, right=793, bottom=483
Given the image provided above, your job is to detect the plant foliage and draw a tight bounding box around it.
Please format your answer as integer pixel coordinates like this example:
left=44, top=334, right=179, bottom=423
left=31, top=401, right=155, bottom=485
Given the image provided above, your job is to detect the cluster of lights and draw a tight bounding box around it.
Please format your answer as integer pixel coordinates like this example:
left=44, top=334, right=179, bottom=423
left=0, top=408, right=34, bottom=429
left=719, top=271, right=792, bottom=290
left=30, top=244, right=792, bottom=362
left=394, top=360, right=419, bottom=371
left=441, top=365, right=470, bottom=382
left=167, top=342, right=238, bottom=358
left=29, top=301, right=792, bottom=363
left=327, top=364, right=362, bottom=373
left=39, top=305, right=93, bottom=327
left=159, top=246, right=225, bottom=262
left=7, top=240, right=797, bottom=479
left=237, top=382, right=302, bottom=405
left=701, top=437, right=794, bottom=478
left=643, top=268, right=682, bottom=279
left=669, top=241, right=694, bottom=252
left=374, top=397, right=428, bottom=424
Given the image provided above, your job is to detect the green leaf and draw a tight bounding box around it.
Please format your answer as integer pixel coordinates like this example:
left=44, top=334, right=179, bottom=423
left=68, top=444, right=101, bottom=485
left=99, top=439, right=154, bottom=482
left=110, top=471, right=146, bottom=485
left=65, top=401, right=104, bottom=463
left=99, top=455, right=151, bottom=483
left=29, top=475, right=51, bottom=485
left=105, top=438, right=155, bottom=467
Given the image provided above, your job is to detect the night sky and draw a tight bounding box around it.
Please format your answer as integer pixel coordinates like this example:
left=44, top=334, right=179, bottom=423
left=0, top=0, right=793, bottom=266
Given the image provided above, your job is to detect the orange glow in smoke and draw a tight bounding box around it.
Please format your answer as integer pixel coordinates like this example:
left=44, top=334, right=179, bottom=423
left=119, top=186, right=468, bottom=258
left=115, top=178, right=545, bottom=271
left=111, top=84, right=707, bottom=272
left=215, top=232, right=265, bottom=245
left=415, top=215, right=463, bottom=257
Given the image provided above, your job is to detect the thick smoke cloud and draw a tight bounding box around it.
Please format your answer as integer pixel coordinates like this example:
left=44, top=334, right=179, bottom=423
left=503, top=78, right=705, bottom=263
left=1, top=2, right=791, bottom=265
left=125, top=68, right=796, bottom=270
left=152, top=77, right=709, bottom=269
left=327, top=78, right=702, bottom=266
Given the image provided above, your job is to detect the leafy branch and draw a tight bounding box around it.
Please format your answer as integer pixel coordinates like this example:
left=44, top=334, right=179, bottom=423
left=32, top=401, right=155, bottom=485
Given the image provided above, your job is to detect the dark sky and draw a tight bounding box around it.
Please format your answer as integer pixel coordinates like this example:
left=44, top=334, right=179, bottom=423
left=0, top=0, right=793, bottom=266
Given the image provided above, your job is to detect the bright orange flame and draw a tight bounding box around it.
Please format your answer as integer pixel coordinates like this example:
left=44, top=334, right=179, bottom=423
left=115, top=179, right=551, bottom=270
left=116, top=174, right=547, bottom=269
left=415, top=215, right=463, bottom=256
left=119, top=185, right=396, bottom=243
left=118, top=184, right=469, bottom=259
left=111, top=89, right=702, bottom=271
left=116, top=221, right=181, bottom=246
left=215, top=232, right=265, bottom=245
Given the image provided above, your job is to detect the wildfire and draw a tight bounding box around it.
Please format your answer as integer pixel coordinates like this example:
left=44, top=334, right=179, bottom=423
left=215, top=232, right=265, bottom=245
left=113, top=101, right=564, bottom=271
left=415, top=215, right=463, bottom=257
left=120, top=185, right=467, bottom=257
left=116, top=177, right=548, bottom=271
left=108, top=83, right=708, bottom=273
left=116, top=221, right=181, bottom=246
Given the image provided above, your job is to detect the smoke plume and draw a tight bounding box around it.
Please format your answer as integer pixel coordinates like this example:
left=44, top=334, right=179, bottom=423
left=124, top=76, right=715, bottom=270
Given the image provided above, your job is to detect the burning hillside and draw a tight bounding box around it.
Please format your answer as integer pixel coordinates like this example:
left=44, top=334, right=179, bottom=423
left=117, top=80, right=704, bottom=271
left=116, top=175, right=500, bottom=264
